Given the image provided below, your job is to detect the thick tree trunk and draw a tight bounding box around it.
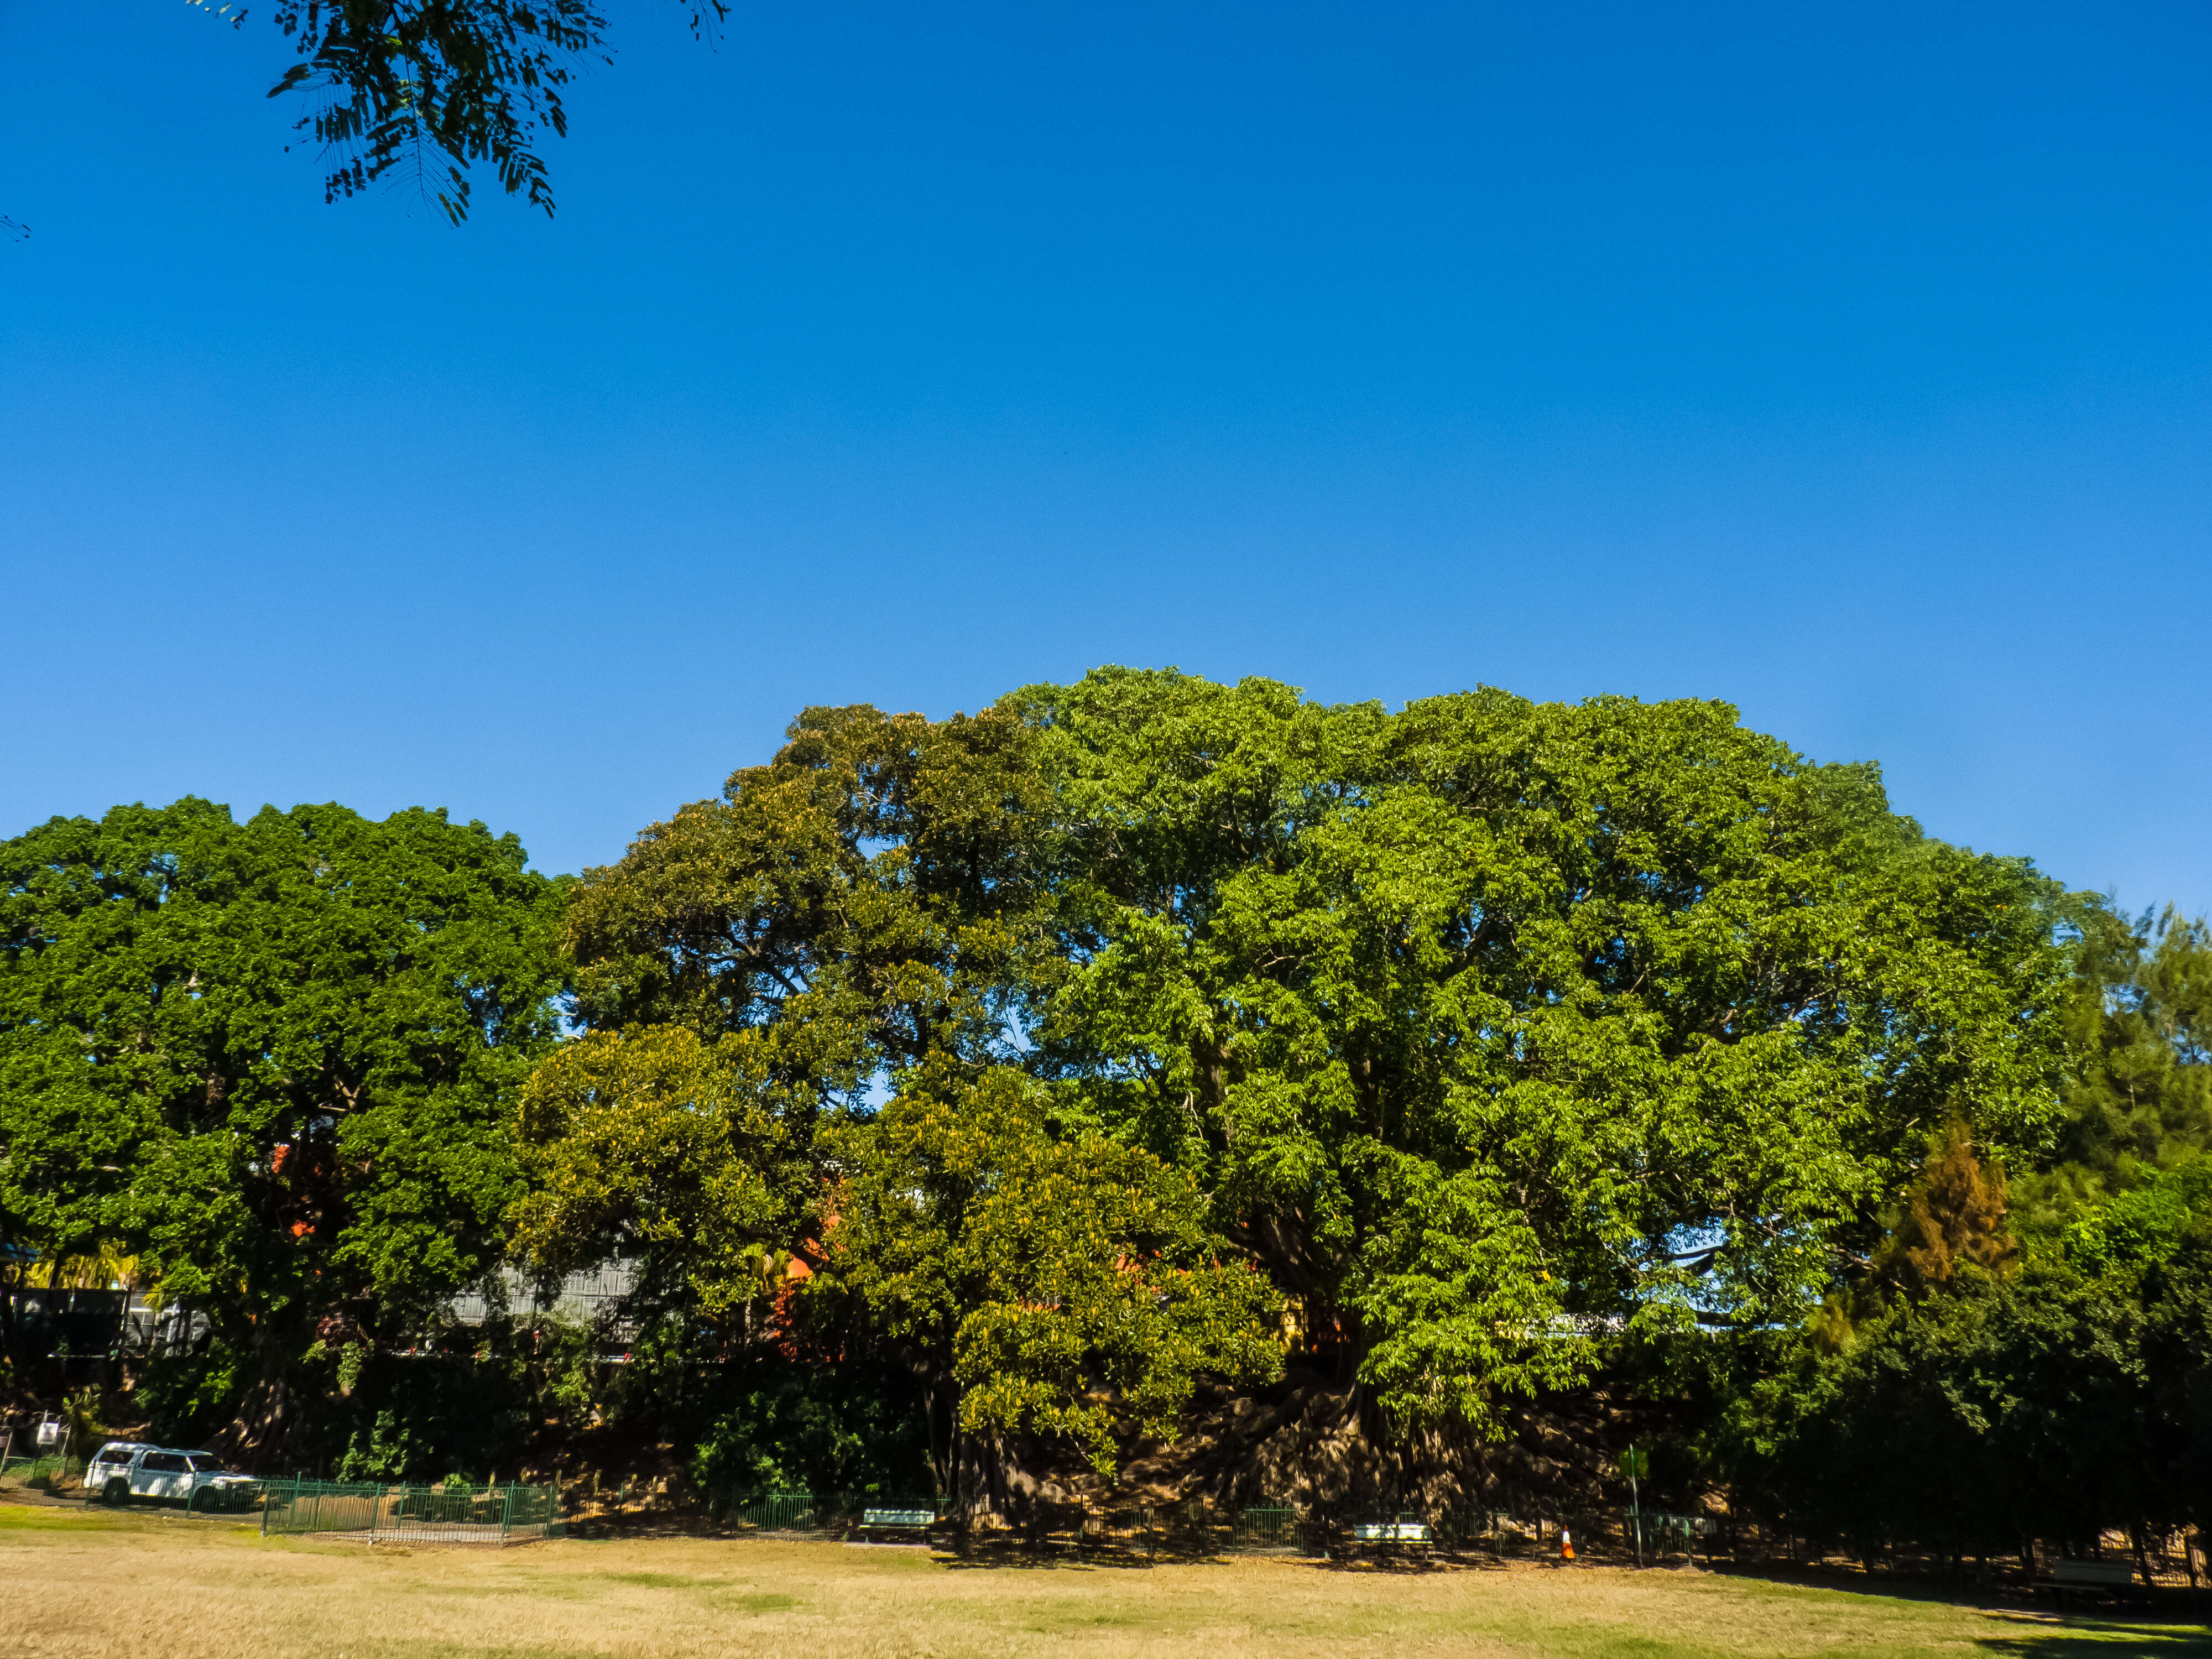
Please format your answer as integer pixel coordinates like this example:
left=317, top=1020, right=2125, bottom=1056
left=951, top=1430, right=1020, bottom=1525
left=922, top=1380, right=947, bottom=1499
left=211, top=1326, right=305, bottom=1474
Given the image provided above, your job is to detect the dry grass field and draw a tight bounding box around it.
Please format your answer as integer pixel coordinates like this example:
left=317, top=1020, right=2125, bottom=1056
left=2, top=1499, right=2206, bottom=1659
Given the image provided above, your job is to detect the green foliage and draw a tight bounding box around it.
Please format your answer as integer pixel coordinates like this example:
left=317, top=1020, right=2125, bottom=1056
left=1719, top=1260, right=2163, bottom=1553
left=523, top=671, right=2084, bottom=1468
left=60, top=1385, right=108, bottom=1453
left=2140, top=1227, right=2212, bottom=1526
left=2011, top=904, right=2212, bottom=1256
left=2062, top=906, right=2212, bottom=1172
left=1008, top=669, right=2077, bottom=1432
left=247, top=3, right=728, bottom=223
left=520, top=703, right=1263, bottom=1478
left=820, top=1066, right=1283, bottom=1475
left=519, top=702, right=1068, bottom=1338
left=512, top=1025, right=817, bottom=1324
left=323, top=1312, right=602, bottom=1485
left=2062, top=1154, right=2212, bottom=1273
left=0, top=799, right=568, bottom=1460
left=690, top=1350, right=933, bottom=1501
left=562, top=702, right=1057, bottom=1061
left=333, top=1348, right=529, bottom=1484
left=1713, top=985, right=2212, bottom=1551
left=1, top=671, right=2127, bottom=1506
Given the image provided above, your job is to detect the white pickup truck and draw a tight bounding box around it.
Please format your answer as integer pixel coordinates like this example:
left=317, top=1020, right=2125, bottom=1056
left=86, top=1442, right=257, bottom=1511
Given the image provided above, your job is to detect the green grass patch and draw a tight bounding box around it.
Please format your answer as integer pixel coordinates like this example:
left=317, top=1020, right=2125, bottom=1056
left=602, top=1570, right=723, bottom=1589
left=0, top=1504, right=119, bottom=1531
left=723, top=1591, right=797, bottom=1614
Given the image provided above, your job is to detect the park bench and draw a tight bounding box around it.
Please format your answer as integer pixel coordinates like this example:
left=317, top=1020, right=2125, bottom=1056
left=2049, top=1559, right=2136, bottom=1606
left=1350, top=1521, right=1433, bottom=1556
left=857, top=1507, right=936, bottom=1541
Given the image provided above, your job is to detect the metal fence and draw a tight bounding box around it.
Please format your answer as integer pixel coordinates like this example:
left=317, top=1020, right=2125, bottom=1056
left=0, top=1452, right=85, bottom=1487
left=1232, top=1506, right=1299, bottom=1550
left=1624, top=1509, right=1713, bottom=1561
left=259, top=1479, right=563, bottom=1545
left=168, top=1474, right=263, bottom=1514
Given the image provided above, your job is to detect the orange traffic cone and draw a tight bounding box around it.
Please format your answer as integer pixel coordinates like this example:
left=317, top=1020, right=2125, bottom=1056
left=1561, top=1527, right=1575, bottom=1562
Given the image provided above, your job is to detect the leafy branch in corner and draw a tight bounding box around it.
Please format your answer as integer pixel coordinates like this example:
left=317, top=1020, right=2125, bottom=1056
left=255, top=3, right=728, bottom=225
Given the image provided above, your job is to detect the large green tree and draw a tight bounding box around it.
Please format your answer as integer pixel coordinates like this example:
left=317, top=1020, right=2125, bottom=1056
left=1011, top=669, right=2078, bottom=1436
left=514, top=704, right=1287, bottom=1486
left=1715, top=1126, right=2212, bottom=1567
left=517, top=703, right=1060, bottom=1313
left=0, top=799, right=567, bottom=1465
left=524, top=670, right=2081, bottom=1484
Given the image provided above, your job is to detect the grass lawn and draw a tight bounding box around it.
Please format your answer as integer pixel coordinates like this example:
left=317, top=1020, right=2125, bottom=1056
left=2, top=1501, right=2207, bottom=1659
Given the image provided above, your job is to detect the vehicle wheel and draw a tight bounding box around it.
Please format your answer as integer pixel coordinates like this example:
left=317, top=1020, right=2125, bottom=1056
left=103, top=1479, right=128, bottom=1506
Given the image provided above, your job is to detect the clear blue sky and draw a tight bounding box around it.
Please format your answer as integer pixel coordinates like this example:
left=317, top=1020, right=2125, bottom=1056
left=3, top=2, right=2207, bottom=911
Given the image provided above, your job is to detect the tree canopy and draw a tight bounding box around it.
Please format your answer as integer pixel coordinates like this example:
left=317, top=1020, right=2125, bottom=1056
left=517, top=668, right=2083, bottom=1478
left=1010, top=670, right=2073, bottom=1431
left=16, top=667, right=2199, bottom=1543
left=0, top=799, right=567, bottom=1463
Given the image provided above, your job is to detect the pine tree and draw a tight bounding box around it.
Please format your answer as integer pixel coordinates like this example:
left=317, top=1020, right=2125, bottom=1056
left=1879, top=1123, right=2019, bottom=1296
left=2060, top=906, right=2212, bottom=1175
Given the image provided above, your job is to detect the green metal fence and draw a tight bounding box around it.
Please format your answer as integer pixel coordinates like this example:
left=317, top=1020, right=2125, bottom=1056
left=0, top=1452, right=84, bottom=1488
left=727, top=1490, right=833, bottom=1532
left=259, top=1479, right=563, bottom=1545
left=1624, top=1509, right=1711, bottom=1560
left=176, top=1475, right=264, bottom=1514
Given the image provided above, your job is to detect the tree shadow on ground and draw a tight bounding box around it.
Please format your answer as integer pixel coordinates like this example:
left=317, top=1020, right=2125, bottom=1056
left=932, top=1538, right=1192, bottom=1572
left=1976, top=1620, right=2212, bottom=1657
left=1709, top=1562, right=2208, bottom=1626
left=1700, top=1565, right=2210, bottom=1656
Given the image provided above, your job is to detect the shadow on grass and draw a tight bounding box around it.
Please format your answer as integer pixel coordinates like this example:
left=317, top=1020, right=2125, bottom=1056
left=933, top=1542, right=1173, bottom=1572
left=930, top=1542, right=1533, bottom=1575
left=1685, top=1561, right=2212, bottom=1657
left=1710, top=1561, right=2205, bottom=1619
left=1977, top=1621, right=2212, bottom=1657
